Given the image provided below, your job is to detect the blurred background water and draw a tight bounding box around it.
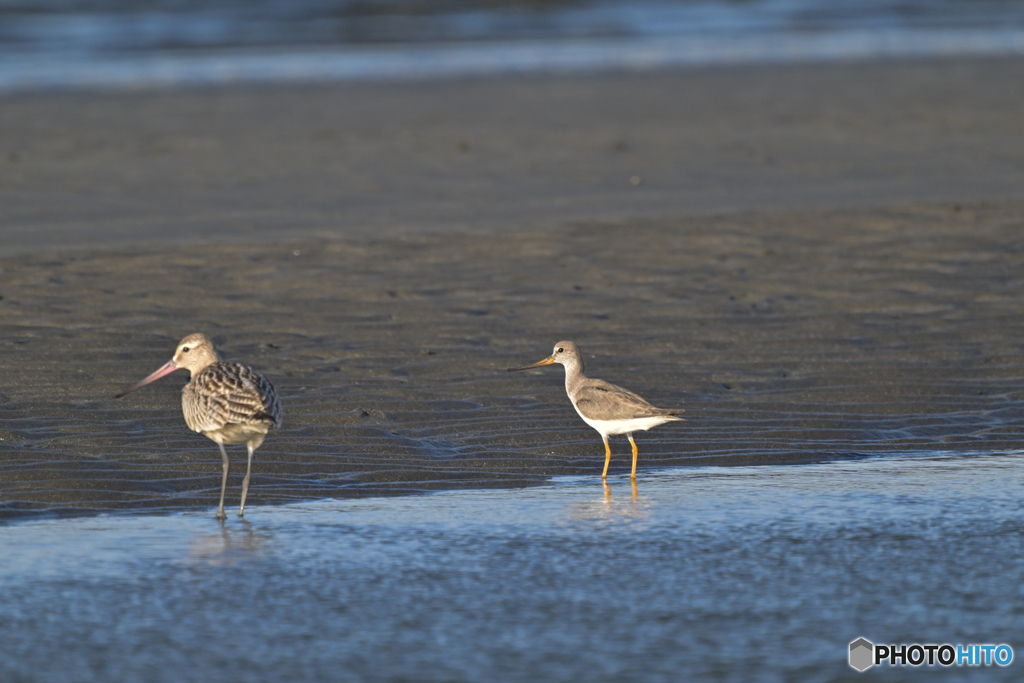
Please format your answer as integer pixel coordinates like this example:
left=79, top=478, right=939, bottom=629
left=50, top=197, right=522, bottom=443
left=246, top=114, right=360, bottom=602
left=2, top=0, right=1024, bottom=90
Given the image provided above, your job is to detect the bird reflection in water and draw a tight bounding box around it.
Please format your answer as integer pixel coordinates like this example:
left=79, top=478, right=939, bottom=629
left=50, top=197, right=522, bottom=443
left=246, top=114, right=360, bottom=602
left=566, top=478, right=646, bottom=524
left=604, top=478, right=639, bottom=502
left=187, top=519, right=269, bottom=567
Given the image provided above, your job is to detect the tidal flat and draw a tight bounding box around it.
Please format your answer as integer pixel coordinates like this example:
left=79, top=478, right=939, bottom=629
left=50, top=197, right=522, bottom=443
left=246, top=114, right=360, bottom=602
left=2, top=57, right=1024, bottom=681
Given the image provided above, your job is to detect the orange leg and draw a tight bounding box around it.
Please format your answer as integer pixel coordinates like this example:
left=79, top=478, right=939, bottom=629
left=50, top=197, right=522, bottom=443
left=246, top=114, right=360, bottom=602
left=601, top=435, right=612, bottom=480
left=631, top=478, right=638, bottom=500
left=628, top=434, right=639, bottom=480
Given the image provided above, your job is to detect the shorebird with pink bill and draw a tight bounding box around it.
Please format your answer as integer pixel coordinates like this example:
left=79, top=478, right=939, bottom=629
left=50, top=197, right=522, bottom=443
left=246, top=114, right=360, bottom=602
left=116, top=333, right=283, bottom=520
left=508, top=341, right=683, bottom=483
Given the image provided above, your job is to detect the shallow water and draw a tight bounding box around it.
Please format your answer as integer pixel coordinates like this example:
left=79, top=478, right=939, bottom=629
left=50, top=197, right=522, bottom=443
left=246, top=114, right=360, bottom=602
left=2, top=452, right=1020, bottom=682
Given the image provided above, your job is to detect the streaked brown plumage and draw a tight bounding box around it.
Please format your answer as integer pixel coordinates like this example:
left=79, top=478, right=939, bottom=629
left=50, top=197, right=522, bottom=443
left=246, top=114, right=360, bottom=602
left=116, top=333, right=283, bottom=520
left=509, top=341, right=683, bottom=482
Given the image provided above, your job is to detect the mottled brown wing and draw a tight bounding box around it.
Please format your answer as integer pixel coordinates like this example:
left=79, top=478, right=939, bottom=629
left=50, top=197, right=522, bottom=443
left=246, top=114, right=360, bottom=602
left=573, top=379, right=683, bottom=422
left=182, top=362, right=283, bottom=434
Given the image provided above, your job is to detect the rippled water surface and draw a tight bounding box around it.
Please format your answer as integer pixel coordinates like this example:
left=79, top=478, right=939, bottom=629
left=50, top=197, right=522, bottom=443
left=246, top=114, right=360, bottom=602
left=2, top=452, right=1021, bottom=682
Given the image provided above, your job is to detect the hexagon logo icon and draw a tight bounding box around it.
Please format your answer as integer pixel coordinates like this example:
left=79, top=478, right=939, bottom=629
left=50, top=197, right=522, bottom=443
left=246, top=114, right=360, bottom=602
left=849, top=638, right=874, bottom=672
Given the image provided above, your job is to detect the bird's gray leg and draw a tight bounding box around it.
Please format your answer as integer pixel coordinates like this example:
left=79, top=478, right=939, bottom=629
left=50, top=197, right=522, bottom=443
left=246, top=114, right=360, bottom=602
left=239, top=443, right=254, bottom=518
left=216, top=443, right=230, bottom=521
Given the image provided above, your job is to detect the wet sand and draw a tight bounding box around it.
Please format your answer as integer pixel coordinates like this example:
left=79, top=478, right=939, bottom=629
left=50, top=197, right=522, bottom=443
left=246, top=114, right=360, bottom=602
left=2, top=58, right=1024, bottom=518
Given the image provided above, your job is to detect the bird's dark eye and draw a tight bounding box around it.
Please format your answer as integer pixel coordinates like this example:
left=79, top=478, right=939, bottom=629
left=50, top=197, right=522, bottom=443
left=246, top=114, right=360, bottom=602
left=556, top=348, right=563, bottom=353
left=182, top=347, right=190, bottom=353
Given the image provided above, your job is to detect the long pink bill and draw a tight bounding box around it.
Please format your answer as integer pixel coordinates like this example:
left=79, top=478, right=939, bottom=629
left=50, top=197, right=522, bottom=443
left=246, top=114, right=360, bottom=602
left=115, top=360, right=180, bottom=399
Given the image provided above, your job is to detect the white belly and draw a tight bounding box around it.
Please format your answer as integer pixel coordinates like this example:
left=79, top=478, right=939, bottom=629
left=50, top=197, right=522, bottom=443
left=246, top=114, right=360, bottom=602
left=202, top=423, right=269, bottom=448
left=573, top=407, right=678, bottom=437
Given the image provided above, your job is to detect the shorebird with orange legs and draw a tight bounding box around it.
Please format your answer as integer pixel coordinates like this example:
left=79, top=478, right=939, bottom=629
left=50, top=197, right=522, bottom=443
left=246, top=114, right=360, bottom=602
left=509, top=341, right=683, bottom=489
